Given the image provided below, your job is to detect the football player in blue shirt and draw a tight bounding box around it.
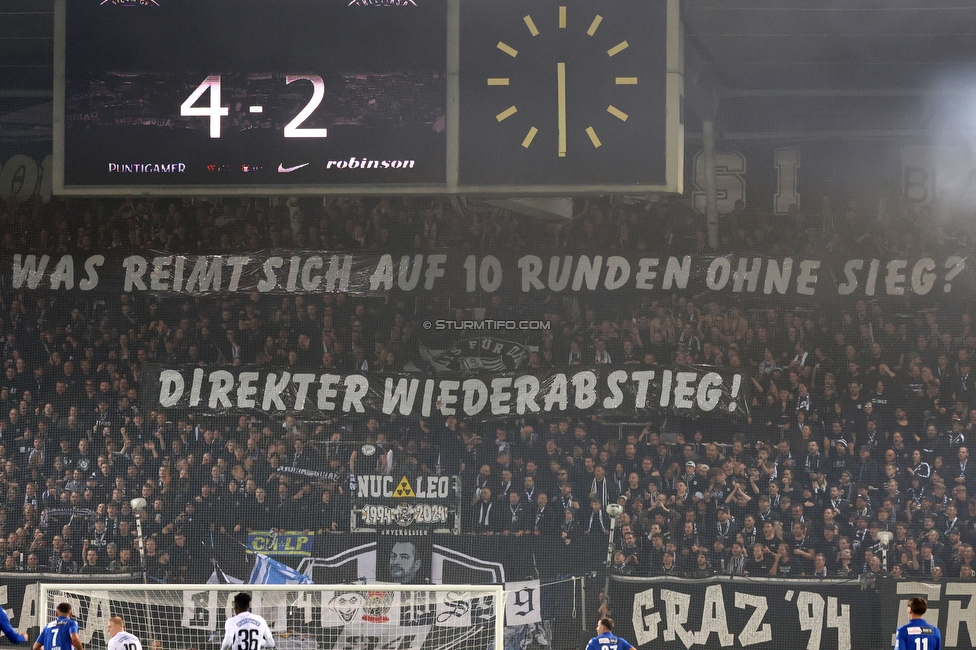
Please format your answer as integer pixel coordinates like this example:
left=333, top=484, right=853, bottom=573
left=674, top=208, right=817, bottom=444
left=585, top=618, right=634, bottom=650
left=33, top=603, right=83, bottom=650
left=895, top=597, right=941, bottom=650
left=0, top=604, right=27, bottom=643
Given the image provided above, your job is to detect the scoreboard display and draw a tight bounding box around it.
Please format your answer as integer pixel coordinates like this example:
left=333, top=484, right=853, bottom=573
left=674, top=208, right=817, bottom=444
left=54, top=0, right=682, bottom=195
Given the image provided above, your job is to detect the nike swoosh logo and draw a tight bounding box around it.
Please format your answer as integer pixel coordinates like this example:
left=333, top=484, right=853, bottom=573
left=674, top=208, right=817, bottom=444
left=278, top=163, right=310, bottom=173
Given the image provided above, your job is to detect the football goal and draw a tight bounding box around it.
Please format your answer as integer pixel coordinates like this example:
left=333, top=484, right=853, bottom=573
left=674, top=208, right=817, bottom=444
left=38, top=583, right=506, bottom=650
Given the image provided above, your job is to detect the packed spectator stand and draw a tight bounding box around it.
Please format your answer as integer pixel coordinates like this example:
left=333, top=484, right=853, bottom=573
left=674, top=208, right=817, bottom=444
left=1, top=193, right=976, bottom=584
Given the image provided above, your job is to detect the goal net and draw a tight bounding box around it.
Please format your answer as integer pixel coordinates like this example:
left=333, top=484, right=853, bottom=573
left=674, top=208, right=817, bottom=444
left=38, top=584, right=505, bottom=650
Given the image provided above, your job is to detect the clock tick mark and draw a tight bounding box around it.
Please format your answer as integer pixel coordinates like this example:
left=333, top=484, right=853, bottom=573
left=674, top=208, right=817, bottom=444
left=558, top=6, right=566, bottom=29
left=487, top=78, right=510, bottom=86
left=522, top=127, right=539, bottom=148
left=615, top=77, right=638, bottom=85
left=608, top=41, right=629, bottom=57
left=557, top=62, right=567, bottom=157
left=524, top=15, right=539, bottom=36
left=586, top=127, right=602, bottom=148
left=248, top=105, right=263, bottom=113
left=497, top=41, right=518, bottom=57
left=607, top=106, right=629, bottom=121
left=496, top=106, right=518, bottom=122
left=587, top=15, right=603, bottom=36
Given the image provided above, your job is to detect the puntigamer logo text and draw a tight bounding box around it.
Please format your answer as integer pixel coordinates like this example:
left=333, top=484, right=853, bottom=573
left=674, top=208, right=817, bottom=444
left=108, top=163, right=186, bottom=173
left=348, top=0, right=418, bottom=6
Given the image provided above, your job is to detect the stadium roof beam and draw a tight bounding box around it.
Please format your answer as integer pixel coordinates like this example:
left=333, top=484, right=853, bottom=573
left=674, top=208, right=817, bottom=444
left=0, top=90, right=52, bottom=98
left=722, top=88, right=961, bottom=98
left=686, top=129, right=929, bottom=142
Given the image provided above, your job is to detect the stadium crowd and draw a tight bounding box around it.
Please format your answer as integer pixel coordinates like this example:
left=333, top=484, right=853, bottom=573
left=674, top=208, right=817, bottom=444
left=0, top=194, right=975, bottom=582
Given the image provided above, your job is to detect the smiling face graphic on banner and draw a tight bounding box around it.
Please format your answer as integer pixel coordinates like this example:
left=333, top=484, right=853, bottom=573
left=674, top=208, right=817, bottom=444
left=328, top=592, right=366, bottom=624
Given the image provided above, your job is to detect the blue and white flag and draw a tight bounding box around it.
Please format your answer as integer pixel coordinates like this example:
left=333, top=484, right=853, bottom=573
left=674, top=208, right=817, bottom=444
left=249, top=553, right=314, bottom=585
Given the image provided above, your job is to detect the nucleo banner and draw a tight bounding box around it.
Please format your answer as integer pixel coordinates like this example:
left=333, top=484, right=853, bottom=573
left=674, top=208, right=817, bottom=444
left=354, top=474, right=458, bottom=534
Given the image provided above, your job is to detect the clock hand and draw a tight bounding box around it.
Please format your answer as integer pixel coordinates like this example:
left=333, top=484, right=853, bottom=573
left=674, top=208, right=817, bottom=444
left=557, top=62, right=566, bottom=157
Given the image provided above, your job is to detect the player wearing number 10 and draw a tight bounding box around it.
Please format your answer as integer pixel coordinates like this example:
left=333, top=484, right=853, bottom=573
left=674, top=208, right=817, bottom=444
left=107, top=617, right=142, bottom=650
left=33, top=603, right=82, bottom=650
left=220, top=594, right=275, bottom=650
left=895, top=597, right=941, bottom=650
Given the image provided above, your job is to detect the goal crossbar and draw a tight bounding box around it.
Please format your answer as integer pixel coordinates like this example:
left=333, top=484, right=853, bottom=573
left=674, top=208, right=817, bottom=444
left=39, top=583, right=506, bottom=650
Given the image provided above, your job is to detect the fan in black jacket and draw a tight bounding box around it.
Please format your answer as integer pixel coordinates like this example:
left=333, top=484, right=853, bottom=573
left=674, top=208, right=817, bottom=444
left=530, top=493, right=560, bottom=537
left=501, top=491, right=532, bottom=536
left=315, top=489, right=343, bottom=534
left=470, top=487, right=499, bottom=534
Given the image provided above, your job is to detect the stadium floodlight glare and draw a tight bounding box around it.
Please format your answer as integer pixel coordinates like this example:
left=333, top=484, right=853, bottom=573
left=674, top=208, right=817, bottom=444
left=39, top=583, right=506, bottom=650
left=603, top=500, right=625, bottom=610
left=128, top=497, right=149, bottom=581
left=877, top=531, right=894, bottom=572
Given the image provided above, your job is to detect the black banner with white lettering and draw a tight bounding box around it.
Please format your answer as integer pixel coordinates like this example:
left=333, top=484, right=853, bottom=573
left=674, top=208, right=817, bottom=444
left=611, top=575, right=875, bottom=650
left=5, top=250, right=971, bottom=301
left=149, top=364, right=749, bottom=421
left=353, top=474, right=459, bottom=532
left=876, top=577, right=976, bottom=649
left=0, top=572, right=142, bottom=641
left=304, top=533, right=533, bottom=587
left=6, top=563, right=976, bottom=650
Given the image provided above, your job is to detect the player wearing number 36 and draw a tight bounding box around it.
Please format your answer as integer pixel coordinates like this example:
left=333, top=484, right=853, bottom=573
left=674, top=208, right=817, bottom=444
left=895, top=597, right=942, bottom=650
left=585, top=618, right=634, bottom=650
left=107, top=617, right=142, bottom=650
left=221, top=593, right=275, bottom=650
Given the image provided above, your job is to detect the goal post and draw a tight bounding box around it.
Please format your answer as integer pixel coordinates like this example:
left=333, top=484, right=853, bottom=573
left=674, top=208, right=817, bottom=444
left=38, top=583, right=506, bottom=650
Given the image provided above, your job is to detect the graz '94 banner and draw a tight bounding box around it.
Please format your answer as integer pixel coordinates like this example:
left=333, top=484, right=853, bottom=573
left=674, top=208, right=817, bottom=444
left=150, top=364, right=749, bottom=420
left=876, top=577, right=976, bottom=649
left=6, top=250, right=970, bottom=300
left=611, top=576, right=876, bottom=650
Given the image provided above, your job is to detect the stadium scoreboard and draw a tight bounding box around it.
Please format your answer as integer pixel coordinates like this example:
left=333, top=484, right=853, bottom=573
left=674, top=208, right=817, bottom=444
left=54, top=0, right=682, bottom=196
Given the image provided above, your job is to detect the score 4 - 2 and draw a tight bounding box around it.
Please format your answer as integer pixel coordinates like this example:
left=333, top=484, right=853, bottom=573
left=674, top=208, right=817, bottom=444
left=180, top=74, right=328, bottom=139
